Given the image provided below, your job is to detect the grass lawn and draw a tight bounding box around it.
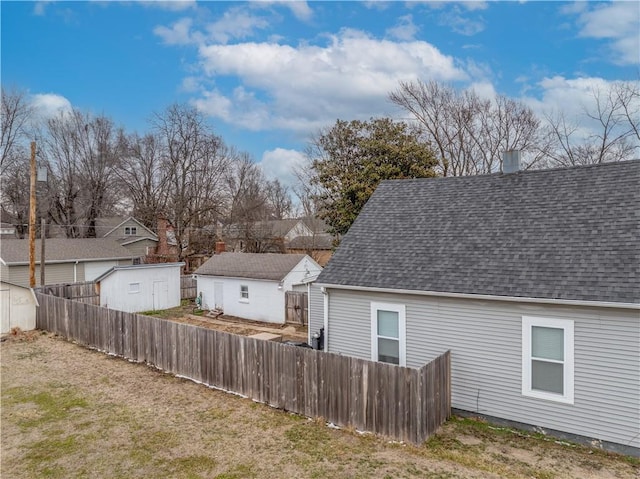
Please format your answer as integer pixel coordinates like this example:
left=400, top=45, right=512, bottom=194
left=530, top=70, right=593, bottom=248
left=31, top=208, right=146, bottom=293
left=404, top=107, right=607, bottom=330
left=1, top=332, right=637, bottom=479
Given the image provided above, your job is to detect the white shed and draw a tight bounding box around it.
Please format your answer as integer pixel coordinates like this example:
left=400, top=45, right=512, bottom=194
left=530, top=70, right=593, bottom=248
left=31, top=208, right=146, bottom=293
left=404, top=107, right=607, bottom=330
left=194, top=253, right=323, bottom=324
left=95, top=263, right=184, bottom=313
left=0, top=281, right=39, bottom=334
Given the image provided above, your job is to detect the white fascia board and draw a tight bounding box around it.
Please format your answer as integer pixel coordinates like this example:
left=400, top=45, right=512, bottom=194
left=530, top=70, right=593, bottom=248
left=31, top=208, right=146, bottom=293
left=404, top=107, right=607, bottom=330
left=315, top=283, right=640, bottom=310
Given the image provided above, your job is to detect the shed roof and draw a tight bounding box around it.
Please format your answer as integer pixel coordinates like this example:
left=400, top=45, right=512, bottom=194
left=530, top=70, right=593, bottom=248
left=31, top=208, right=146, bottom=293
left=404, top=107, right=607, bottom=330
left=195, top=252, right=308, bottom=281
left=94, top=262, right=185, bottom=282
left=317, top=160, right=640, bottom=305
left=0, top=238, right=134, bottom=264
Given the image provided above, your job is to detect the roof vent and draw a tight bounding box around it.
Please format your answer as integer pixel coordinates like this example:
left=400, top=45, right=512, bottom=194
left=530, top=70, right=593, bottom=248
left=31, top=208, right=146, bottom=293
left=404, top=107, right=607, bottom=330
left=503, top=150, right=522, bottom=174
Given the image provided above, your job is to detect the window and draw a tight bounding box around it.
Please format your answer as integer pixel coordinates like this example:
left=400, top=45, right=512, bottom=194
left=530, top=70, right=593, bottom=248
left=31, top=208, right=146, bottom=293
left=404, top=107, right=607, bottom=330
left=371, top=302, right=406, bottom=366
left=128, top=282, right=140, bottom=294
left=124, top=226, right=137, bottom=235
left=240, top=285, right=249, bottom=301
left=522, top=316, right=574, bottom=404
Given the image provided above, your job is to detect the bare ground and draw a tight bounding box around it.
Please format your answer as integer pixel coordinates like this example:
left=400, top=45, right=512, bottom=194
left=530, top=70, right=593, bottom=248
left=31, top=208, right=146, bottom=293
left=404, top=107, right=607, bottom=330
left=1, top=331, right=638, bottom=479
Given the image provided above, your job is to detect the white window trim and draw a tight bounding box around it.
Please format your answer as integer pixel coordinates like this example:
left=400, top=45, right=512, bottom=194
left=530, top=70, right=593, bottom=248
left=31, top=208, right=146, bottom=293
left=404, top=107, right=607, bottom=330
left=128, top=282, right=140, bottom=294
left=522, top=316, right=574, bottom=404
left=124, top=226, right=137, bottom=236
left=371, top=302, right=406, bottom=367
left=239, top=284, right=249, bottom=303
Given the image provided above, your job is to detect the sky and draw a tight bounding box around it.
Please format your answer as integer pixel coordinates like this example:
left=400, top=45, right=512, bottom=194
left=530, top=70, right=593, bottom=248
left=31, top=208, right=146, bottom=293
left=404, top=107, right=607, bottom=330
left=2, top=1, right=639, bottom=187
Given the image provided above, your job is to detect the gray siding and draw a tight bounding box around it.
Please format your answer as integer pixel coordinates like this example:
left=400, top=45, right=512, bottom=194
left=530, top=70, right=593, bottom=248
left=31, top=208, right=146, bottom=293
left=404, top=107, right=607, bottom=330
left=326, top=288, right=640, bottom=449
left=122, top=239, right=156, bottom=257
left=308, top=284, right=324, bottom=342
left=5, top=263, right=81, bottom=287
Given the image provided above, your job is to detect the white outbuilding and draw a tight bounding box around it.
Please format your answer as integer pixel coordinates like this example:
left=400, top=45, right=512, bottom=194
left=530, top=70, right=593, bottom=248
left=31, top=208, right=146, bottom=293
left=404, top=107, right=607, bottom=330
left=95, top=262, right=184, bottom=313
left=0, top=281, right=39, bottom=334
left=194, top=253, right=323, bottom=324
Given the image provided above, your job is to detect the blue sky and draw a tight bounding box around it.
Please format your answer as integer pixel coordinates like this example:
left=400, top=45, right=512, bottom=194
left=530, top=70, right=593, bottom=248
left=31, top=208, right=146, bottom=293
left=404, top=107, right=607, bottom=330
left=2, top=1, right=638, bottom=186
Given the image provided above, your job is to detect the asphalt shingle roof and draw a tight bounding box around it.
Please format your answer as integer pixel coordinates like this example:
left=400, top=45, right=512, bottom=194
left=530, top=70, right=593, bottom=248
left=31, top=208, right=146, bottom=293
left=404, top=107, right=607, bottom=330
left=317, top=160, right=640, bottom=304
left=194, top=252, right=308, bottom=281
left=1, top=238, right=134, bottom=264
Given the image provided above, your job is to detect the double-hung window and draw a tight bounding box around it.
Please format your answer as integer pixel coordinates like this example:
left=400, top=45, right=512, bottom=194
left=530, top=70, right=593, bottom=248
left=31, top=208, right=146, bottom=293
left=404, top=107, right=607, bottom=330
left=239, top=285, right=249, bottom=301
left=371, top=302, right=406, bottom=366
left=522, top=316, right=574, bottom=404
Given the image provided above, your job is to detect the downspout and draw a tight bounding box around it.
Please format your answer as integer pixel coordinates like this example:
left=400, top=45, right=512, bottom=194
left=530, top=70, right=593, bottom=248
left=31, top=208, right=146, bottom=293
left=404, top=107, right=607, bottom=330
left=322, top=287, right=329, bottom=352
left=73, top=260, right=79, bottom=283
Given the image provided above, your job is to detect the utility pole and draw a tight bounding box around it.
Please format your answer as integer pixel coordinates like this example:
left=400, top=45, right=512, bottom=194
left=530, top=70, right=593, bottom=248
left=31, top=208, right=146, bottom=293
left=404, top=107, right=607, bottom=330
left=29, top=142, right=37, bottom=288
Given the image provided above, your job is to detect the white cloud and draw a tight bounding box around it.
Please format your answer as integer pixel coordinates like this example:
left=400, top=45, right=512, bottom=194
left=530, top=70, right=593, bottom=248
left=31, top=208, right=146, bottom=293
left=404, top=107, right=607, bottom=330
left=206, top=7, right=270, bottom=44
left=257, top=148, right=307, bottom=189
left=250, top=0, right=313, bottom=21
left=439, top=8, right=486, bottom=36
left=154, top=17, right=201, bottom=45
left=194, top=29, right=467, bottom=132
left=386, top=15, right=419, bottom=41
left=30, top=93, right=72, bottom=120
left=33, top=1, right=52, bottom=16
left=568, top=2, right=640, bottom=65
left=140, top=0, right=196, bottom=12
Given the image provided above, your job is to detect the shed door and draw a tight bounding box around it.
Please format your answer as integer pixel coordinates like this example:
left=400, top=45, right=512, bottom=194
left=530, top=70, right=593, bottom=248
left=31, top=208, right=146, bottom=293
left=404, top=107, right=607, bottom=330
left=153, top=280, right=169, bottom=311
left=1, top=289, right=10, bottom=334
left=214, top=282, right=224, bottom=310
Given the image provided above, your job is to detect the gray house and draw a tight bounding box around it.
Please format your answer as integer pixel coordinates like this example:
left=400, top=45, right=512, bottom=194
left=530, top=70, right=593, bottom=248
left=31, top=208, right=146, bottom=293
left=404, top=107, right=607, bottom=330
left=0, top=238, right=134, bottom=287
left=310, top=159, right=639, bottom=454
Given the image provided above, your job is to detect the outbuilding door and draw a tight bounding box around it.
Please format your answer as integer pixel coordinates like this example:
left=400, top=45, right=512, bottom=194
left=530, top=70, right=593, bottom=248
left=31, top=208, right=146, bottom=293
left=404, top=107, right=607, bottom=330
left=214, top=282, right=224, bottom=310
left=1, top=289, right=10, bottom=333
left=153, top=280, right=169, bottom=311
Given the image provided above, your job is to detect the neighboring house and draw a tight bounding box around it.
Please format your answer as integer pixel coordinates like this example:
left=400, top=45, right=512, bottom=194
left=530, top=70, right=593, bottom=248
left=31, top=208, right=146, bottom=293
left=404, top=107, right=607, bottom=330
left=286, top=233, right=334, bottom=266
left=0, top=281, right=38, bottom=334
left=195, top=252, right=323, bottom=324
left=311, top=159, right=640, bottom=454
left=0, top=238, right=134, bottom=287
left=222, top=218, right=331, bottom=254
left=100, top=216, right=161, bottom=261
left=0, top=222, right=17, bottom=239
left=95, top=262, right=184, bottom=313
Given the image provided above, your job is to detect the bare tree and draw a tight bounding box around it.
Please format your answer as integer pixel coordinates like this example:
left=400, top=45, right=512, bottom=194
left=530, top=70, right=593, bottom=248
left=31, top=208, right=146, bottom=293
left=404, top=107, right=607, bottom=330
left=116, top=132, right=170, bottom=229
left=223, top=153, right=276, bottom=252
left=0, top=156, right=30, bottom=237
left=152, top=104, right=228, bottom=258
left=39, top=109, right=120, bottom=237
left=389, top=79, right=547, bottom=175
left=543, top=81, right=639, bottom=167
left=1, top=87, right=33, bottom=177
left=265, top=178, right=292, bottom=220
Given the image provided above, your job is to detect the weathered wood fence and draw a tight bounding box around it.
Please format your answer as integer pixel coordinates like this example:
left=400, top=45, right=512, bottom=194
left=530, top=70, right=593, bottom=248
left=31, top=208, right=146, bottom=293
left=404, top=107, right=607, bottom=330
left=35, top=282, right=99, bottom=305
left=181, top=275, right=197, bottom=300
left=35, top=292, right=450, bottom=444
left=285, top=291, right=308, bottom=325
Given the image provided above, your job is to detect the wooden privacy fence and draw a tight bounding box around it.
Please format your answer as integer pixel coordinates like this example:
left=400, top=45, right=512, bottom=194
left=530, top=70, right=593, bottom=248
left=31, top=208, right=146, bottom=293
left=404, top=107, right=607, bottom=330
left=34, top=282, right=99, bottom=305
left=181, top=276, right=197, bottom=300
left=35, top=292, right=450, bottom=444
left=285, top=291, right=308, bottom=325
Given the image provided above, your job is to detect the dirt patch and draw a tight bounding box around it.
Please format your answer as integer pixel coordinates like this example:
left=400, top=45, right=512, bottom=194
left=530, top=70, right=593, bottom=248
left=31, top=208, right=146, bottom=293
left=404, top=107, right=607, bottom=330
left=143, top=301, right=309, bottom=343
left=2, top=333, right=638, bottom=479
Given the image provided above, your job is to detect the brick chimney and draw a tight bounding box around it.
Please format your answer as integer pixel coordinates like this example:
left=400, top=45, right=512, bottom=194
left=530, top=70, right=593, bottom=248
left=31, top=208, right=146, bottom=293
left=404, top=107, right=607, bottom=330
left=215, top=241, right=226, bottom=254
left=156, top=216, right=169, bottom=256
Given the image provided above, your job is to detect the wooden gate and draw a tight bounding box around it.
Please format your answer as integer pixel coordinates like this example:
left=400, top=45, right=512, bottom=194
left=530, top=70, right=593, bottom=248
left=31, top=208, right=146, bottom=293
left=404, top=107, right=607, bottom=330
left=285, top=291, right=308, bottom=325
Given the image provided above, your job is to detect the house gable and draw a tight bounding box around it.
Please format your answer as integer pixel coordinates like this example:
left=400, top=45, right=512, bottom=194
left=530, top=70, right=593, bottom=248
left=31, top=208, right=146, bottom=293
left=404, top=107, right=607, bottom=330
left=102, top=217, right=157, bottom=240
